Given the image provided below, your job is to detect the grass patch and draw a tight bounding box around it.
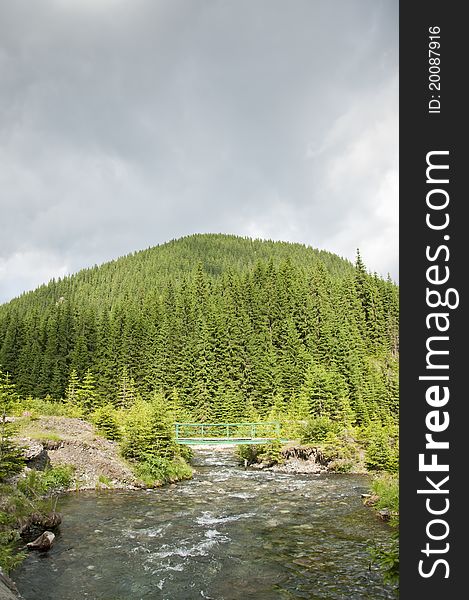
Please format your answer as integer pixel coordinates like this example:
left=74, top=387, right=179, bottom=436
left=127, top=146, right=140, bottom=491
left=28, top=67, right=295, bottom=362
left=0, top=482, right=29, bottom=572
left=10, top=397, right=76, bottom=418
left=17, top=465, right=75, bottom=497
left=135, top=455, right=192, bottom=487
left=13, top=417, right=63, bottom=443
left=42, top=465, right=75, bottom=491
left=368, top=473, right=399, bottom=587
left=371, top=473, right=399, bottom=513
left=96, top=474, right=114, bottom=489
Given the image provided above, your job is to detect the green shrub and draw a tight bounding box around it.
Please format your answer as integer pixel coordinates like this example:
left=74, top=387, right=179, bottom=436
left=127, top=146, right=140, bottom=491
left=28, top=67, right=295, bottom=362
left=236, top=441, right=284, bottom=466
left=257, top=439, right=284, bottom=465
left=321, top=431, right=354, bottom=459
left=0, top=480, right=59, bottom=573
left=314, top=430, right=359, bottom=472
left=91, top=404, right=121, bottom=441
left=279, top=420, right=305, bottom=441
left=135, top=455, right=192, bottom=486
left=178, top=444, right=193, bottom=462
left=368, top=474, right=399, bottom=586
left=301, top=416, right=340, bottom=444
left=0, top=530, right=26, bottom=573
left=27, top=432, right=62, bottom=443
left=11, top=396, right=77, bottom=418
left=327, top=458, right=354, bottom=473
left=369, top=532, right=399, bottom=586
left=42, top=465, right=75, bottom=491
left=16, top=469, right=43, bottom=497
left=120, top=398, right=176, bottom=461
left=371, top=473, right=399, bottom=514
left=364, top=423, right=399, bottom=473
left=18, top=465, right=75, bottom=496
left=236, top=444, right=262, bottom=464
left=0, top=422, right=25, bottom=481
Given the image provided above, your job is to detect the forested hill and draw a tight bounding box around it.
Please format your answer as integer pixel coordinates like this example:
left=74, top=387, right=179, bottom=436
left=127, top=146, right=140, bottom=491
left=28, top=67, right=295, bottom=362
left=3, top=234, right=353, bottom=312
left=0, top=234, right=398, bottom=425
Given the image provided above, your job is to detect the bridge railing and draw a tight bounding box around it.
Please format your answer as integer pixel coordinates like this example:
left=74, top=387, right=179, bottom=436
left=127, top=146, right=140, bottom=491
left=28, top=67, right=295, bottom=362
left=174, top=421, right=281, bottom=441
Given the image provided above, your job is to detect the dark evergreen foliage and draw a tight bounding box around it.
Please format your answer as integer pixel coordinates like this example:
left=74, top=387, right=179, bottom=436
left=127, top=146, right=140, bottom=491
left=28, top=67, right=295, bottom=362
left=0, top=370, right=25, bottom=480
left=0, top=234, right=398, bottom=425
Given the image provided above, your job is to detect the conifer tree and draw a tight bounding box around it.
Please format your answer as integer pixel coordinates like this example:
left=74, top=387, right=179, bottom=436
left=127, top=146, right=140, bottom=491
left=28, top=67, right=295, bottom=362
left=0, top=370, right=24, bottom=480
left=94, top=310, right=116, bottom=402
left=78, top=369, right=97, bottom=413
left=299, top=362, right=335, bottom=418
left=121, top=396, right=175, bottom=460
left=91, top=404, right=121, bottom=441
left=65, top=369, right=81, bottom=407
left=286, top=392, right=310, bottom=422
left=267, top=393, right=288, bottom=421
left=116, top=366, right=137, bottom=408
left=192, top=318, right=215, bottom=421
left=70, top=331, right=89, bottom=378
left=0, top=313, right=22, bottom=383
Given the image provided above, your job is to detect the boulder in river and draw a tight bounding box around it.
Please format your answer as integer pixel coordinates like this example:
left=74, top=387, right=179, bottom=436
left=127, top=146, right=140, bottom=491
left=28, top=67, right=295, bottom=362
left=26, top=531, right=55, bottom=552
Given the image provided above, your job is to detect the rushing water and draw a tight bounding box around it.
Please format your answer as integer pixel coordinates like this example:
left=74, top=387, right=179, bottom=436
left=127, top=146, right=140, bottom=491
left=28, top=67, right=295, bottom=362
left=14, top=450, right=397, bottom=600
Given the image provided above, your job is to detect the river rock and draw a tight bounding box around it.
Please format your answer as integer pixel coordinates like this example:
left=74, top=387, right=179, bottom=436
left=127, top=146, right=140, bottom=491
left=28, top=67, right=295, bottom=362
left=378, top=509, right=392, bottom=522
left=362, top=494, right=379, bottom=507
left=27, top=531, right=55, bottom=552
left=20, top=439, right=50, bottom=470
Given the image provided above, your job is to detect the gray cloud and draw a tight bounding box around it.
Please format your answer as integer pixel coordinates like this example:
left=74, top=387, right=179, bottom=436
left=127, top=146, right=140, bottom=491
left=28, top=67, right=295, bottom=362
left=0, top=0, right=398, bottom=303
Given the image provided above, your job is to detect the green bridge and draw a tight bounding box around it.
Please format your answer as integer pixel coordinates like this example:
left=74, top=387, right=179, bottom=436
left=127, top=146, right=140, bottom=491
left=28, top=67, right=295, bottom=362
left=174, top=422, right=282, bottom=445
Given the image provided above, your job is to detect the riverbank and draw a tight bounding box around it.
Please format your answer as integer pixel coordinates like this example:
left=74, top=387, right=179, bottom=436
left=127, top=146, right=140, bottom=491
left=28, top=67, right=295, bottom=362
left=237, top=441, right=368, bottom=475
left=1, top=415, right=192, bottom=578
left=15, top=416, right=141, bottom=491
left=1, top=416, right=134, bottom=581
left=0, top=570, right=22, bottom=600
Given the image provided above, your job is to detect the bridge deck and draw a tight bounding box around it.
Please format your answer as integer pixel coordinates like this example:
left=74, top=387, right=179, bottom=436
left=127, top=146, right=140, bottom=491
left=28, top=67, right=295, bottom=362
left=176, top=437, right=283, bottom=445
left=174, top=422, right=283, bottom=445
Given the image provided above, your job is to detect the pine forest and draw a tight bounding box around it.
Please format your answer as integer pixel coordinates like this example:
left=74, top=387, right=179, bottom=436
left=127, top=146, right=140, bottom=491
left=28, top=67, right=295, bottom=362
left=0, top=234, right=399, bottom=427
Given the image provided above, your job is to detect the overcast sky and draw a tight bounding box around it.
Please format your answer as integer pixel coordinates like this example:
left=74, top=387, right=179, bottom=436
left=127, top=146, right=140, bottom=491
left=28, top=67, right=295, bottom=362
left=0, top=0, right=398, bottom=304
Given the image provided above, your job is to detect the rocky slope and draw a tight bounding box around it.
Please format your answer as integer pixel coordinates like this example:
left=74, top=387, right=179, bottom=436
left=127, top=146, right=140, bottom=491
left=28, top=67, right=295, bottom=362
left=16, top=417, right=139, bottom=489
